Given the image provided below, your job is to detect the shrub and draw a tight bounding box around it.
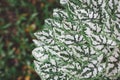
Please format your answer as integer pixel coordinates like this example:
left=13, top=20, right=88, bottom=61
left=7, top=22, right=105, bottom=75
left=32, top=0, right=120, bottom=80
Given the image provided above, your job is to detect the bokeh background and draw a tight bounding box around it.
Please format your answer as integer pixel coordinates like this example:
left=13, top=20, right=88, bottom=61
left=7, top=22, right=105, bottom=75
left=0, top=0, right=61, bottom=80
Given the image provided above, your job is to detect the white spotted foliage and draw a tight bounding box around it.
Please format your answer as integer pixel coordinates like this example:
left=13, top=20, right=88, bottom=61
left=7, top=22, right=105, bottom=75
left=32, top=0, right=120, bottom=80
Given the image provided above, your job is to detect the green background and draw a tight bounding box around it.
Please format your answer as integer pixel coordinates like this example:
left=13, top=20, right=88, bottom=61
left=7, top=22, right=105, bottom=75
left=0, top=0, right=60, bottom=80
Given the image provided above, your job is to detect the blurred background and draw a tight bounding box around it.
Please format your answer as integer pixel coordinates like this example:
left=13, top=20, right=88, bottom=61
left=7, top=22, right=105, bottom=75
left=0, top=0, right=61, bottom=80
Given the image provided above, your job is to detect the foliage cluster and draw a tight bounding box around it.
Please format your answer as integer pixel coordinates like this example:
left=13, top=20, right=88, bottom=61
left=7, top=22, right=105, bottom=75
left=33, top=0, right=120, bottom=80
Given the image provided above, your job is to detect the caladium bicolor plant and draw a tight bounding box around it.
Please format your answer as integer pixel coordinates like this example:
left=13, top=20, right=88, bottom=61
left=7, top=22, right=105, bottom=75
left=32, top=0, right=120, bottom=80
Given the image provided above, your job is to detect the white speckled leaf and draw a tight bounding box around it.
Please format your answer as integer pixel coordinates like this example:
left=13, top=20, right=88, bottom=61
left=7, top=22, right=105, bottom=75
left=32, top=0, right=120, bottom=80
